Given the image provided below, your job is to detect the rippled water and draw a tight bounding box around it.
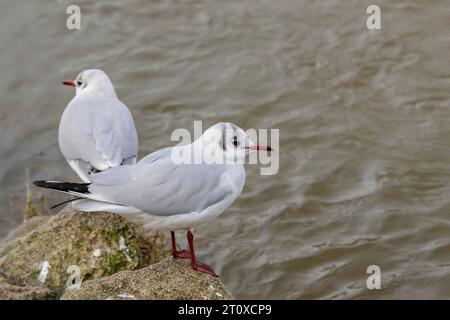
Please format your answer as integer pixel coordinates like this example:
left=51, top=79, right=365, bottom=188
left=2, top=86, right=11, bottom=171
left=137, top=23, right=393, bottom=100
left=1, top=0, right=450, bottom=299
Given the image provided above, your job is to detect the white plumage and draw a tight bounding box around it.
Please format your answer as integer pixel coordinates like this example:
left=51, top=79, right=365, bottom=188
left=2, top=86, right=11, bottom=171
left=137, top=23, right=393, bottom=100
left=35, top=122, right=272, bottom=276
left=39, top=123, right=259, bottom=230
left=58, top=69, right=138, bottom=182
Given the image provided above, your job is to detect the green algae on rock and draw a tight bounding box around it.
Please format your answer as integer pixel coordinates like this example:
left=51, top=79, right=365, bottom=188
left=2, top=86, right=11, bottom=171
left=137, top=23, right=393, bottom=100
left=0, top=207, right=231, bottom=300
left=0, top=206, right=140, bottom=294
left=61, top=257, right=233, bottom=300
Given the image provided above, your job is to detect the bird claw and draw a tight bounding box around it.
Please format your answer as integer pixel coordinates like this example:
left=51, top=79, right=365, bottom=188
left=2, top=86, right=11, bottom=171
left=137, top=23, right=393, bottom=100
left=172, top=250, right=190, bottom=259
left=191, top=263, right=218, bottom=277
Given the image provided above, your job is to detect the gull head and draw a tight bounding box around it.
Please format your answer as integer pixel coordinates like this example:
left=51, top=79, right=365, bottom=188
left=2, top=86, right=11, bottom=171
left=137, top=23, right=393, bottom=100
left=63, top=69, right=116, bottom=97
left=198, top=122, right=272, bottom=163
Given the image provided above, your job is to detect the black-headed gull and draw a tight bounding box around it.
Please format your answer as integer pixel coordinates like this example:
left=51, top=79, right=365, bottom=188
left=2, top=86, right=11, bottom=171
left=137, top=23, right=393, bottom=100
left=59, top=69, right=139, bottom=182
left=35, top=122, right=271, bottom=276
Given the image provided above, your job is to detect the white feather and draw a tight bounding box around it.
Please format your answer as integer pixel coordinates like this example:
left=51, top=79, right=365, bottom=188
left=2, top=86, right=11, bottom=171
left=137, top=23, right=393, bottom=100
left=58, top=69, right=138, bottom=182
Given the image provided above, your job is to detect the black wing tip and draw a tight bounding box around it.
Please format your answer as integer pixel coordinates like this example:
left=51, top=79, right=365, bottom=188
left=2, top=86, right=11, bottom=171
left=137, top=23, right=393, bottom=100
left=32, top=180, right=90, bottom=194
left=50, top=197, right=83, bottom=210
left=33, top=180, right=48, bottom=188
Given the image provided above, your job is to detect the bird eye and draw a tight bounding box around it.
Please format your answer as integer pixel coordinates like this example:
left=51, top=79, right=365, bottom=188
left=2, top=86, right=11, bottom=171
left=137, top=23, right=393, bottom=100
left=232, top=136, right=239, bottom=147
left=77, top=80, right=82, bottom=86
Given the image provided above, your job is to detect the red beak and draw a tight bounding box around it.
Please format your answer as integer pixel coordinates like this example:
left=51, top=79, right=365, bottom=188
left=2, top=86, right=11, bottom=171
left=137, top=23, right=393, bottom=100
left=62, top=80, right=76, bottom=87
left=250, top=144, right=273, bottom=151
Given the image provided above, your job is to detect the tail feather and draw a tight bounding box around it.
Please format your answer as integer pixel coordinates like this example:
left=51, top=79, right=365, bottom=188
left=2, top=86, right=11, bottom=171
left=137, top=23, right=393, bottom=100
left=34, top=180, right=140, bottom=215
left=33, top=180, right=91, bottom=194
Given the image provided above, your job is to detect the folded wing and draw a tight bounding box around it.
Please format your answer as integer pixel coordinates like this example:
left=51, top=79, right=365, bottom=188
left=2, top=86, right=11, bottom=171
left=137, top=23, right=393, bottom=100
left=59, top=95, right=138, bottom=181
left=88, top=149, right=233, bottom=216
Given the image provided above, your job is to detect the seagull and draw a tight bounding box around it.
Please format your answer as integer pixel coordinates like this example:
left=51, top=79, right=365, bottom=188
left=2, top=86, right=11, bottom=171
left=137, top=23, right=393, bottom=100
left=59, top=69, right=139, bottom=182
left=34, top=122, right=272, bottom=276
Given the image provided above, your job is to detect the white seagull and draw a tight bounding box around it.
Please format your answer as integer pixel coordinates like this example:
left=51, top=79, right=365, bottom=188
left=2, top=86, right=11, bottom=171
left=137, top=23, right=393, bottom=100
left=34, top=122, right=272, bottom=276
left=59, top=69, right=138, bottom=182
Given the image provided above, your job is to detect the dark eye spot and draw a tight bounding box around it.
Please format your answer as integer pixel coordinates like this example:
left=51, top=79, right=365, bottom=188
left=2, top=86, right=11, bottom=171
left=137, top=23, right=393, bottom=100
left=77, top=80, right=82, bottom=86
left=232, top=136, right=239, bottom=147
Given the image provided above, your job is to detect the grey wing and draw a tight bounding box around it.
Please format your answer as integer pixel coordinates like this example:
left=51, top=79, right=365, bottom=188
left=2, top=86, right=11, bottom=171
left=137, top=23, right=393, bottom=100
left=59, top=96, right=138, bottom=173
left=88, top=147, right=172, bottom=185
left=92, top=99, right=138, bottom=167
left=88, top=150, right=231, bottom=216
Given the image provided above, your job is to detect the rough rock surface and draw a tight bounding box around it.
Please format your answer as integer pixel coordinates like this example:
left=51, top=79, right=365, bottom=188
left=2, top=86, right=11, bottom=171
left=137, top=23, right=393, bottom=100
left=0, top=215, right=50, bottom=258
left=61, top=257, right=232, bottom=300
left=0, top=207, right=231, bottom=300
left=0, top=275, right=56, bottom=300
left=0, top=207, right=140, bottom=294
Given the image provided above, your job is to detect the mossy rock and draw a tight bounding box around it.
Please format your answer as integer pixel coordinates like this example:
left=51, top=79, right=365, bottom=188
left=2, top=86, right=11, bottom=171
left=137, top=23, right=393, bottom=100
left=0, top=215, right=51, bottom=259
left=61, top=257, right=233, bottom=300
left=0, top=207, right=140, bottom=295
left=0, top=275, right=57, bottom=300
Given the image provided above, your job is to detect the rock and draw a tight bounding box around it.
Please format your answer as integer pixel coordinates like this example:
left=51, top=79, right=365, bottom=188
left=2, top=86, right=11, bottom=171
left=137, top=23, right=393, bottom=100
left=0, top=207, right=229, bottom=301
left=61, top=257, right=233, bottom=300
left=0, top=207, right=142, bottom=295
left=134, top=225, right=167, bottom=268
left=0, top=275, right=57, bottom=300
left=0, top=215, right=51, bottom=258
left=2, top=215, right=51, bottom=243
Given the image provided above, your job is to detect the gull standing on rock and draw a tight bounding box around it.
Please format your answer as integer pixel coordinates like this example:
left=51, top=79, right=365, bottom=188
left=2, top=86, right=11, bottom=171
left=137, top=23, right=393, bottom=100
left=34, top=122, right=272, bottom=276
left=59, top=69, right=139, bottom=182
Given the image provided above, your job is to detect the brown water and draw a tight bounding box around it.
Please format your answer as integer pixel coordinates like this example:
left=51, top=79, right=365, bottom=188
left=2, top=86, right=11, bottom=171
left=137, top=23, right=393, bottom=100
left=1, top=0, right=450, bottom=299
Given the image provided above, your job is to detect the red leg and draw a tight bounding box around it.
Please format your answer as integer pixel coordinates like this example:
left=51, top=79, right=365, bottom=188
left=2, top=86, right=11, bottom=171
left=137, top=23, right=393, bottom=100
left=187, top=230, right=218, bottom=277
left=171, top=231, right=189, bottom=259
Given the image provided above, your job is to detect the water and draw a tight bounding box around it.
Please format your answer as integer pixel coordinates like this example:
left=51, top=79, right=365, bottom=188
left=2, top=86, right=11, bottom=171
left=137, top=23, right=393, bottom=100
left=1, top=0, right=450, bottom=299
